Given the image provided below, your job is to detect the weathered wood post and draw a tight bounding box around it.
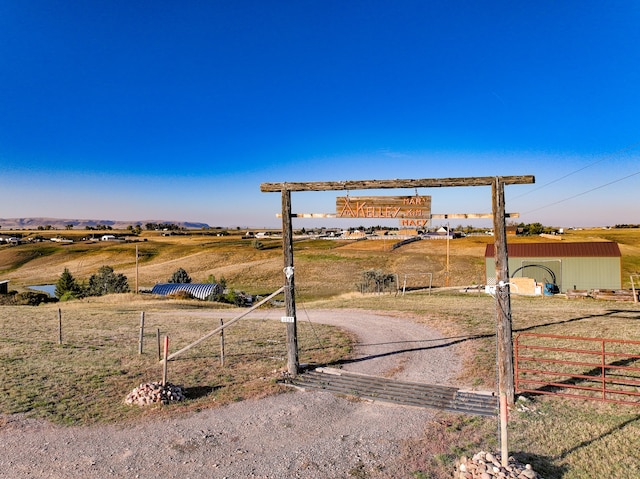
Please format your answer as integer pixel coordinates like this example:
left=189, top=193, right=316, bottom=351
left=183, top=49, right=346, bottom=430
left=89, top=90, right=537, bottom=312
left=138, top=312, right=145, bottom=354
left=57, top=308, right=62, bottom=344
left=162, top=336, right=169, bottom=387
left=492, top=176, right=515, bottom=405
left=492, top=177, right=514, bottom=468
left=282, top=188, right=299, bottom=376
left=220, top=318, right=225, bottom=367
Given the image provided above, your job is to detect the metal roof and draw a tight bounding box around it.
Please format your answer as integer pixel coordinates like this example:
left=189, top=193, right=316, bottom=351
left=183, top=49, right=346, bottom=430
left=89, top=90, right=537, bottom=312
left=151, top=283, right=222, bottom=300
left=484, top=241, right=621, bottom=258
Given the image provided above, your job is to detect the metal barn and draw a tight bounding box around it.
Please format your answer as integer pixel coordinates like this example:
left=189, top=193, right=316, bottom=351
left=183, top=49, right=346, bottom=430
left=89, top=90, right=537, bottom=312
left=484, top=242, right=622, bottom=293
left=151, top=283, right=223, bottom=300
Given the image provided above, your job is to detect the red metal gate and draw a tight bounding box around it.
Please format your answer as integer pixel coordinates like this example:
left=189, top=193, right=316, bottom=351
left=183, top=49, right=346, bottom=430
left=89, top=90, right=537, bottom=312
left=515, top=333, right=640, bottom=406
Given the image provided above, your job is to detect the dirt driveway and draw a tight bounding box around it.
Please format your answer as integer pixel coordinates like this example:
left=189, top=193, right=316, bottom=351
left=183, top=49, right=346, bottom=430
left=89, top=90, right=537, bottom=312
left=0, top=309, right=462, bottom=478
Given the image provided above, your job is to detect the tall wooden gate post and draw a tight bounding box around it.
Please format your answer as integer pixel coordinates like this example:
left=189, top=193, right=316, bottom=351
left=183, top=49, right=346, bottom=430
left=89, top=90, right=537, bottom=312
left=492, top=177, right=515, bottom=405
left=282, top=189, right=299, bottom=376
left=492, top=177, right=515, bottom=467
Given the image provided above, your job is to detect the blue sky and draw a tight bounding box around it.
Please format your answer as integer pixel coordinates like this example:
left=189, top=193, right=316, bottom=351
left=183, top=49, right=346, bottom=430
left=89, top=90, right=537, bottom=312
left=1, top=1, right=639, bottom=228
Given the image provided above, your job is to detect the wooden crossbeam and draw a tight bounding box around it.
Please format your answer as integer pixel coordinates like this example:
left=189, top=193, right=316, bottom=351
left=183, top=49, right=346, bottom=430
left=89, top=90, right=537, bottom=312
left=277, top=212, right=520, bottom=219
left=261, top=175, right=534, bottom=192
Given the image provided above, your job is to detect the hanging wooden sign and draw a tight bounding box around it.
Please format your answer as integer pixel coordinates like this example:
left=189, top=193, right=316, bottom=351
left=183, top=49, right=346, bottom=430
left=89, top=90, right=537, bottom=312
left=336, top=195, right=431, bottom=219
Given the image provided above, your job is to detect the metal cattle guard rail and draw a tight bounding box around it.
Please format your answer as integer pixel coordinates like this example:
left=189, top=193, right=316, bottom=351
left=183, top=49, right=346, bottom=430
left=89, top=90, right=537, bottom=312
left=515, top=333, right=640, bottom=406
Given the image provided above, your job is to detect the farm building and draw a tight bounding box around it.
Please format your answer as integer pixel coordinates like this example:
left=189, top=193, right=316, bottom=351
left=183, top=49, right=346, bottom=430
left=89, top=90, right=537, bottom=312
left=484, top=242, right=622, bottom=293
left=151, top=283, right=223, bottom=300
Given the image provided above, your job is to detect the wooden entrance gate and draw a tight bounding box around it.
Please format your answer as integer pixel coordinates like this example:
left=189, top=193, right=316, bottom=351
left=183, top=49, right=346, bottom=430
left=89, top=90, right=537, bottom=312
left=260, top=175, right=534, bottom=407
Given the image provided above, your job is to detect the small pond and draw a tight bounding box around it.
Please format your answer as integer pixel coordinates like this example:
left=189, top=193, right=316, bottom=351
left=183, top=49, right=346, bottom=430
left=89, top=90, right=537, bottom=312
left=28, top=284, right=56, bottom=297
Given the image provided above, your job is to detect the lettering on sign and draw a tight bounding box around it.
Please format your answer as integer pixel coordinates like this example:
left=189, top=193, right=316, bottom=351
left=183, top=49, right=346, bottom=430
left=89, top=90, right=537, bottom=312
left=336, top=196, right=431, bottom=219
left=400, top=219, right=430, bottom=227
left=281, top=316, right=295, bottom=323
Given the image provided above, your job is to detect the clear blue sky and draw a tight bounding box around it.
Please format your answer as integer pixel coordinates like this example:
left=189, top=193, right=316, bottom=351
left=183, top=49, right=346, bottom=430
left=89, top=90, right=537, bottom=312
left=1, top=1, right=639, bottom=228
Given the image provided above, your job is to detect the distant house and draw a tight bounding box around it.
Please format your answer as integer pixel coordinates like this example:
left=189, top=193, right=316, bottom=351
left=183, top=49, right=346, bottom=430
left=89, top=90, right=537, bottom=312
left=0, top=236, right=21, bottom=245
left=151, top=283, right=223, bottom=300
left=0, top=280, right=9, bottom=295
left=101, top=235, right=117, bottom=241
left=484, top=242, right=622, bottom=293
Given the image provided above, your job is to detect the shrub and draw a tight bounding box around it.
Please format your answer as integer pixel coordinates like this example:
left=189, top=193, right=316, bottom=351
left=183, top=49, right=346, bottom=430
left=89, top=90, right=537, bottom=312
left=167, top=290, right=194, bottom=300
left=15, top=291, right=52, bottom=306
left=357, top=269, right=397, bottom=294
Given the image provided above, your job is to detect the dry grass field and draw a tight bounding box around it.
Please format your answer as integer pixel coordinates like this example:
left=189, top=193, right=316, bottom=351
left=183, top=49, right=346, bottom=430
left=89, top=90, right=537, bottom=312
left=2, top=227, right=639, bottom=298
left=1, top=227, right=640, bottom=478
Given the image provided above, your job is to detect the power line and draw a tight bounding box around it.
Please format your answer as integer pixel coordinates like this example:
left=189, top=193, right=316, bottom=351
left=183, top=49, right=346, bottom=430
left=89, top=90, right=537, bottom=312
left=511, top=141, right=640, bottom=200
left=523, top=169, right=640, bottom=214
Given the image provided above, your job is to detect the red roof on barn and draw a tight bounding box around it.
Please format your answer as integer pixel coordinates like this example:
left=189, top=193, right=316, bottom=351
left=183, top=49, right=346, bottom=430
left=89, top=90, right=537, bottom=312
left=484, top=242, right=621, bottom=258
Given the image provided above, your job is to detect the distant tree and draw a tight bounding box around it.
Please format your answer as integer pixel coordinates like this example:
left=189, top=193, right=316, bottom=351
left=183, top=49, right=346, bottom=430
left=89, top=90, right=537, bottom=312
left=65, top=224, right=74, bottom=230
left=518, top=222, right=546, bottom=235
left=168, top=268, right=192, bottom=284
left=87, top=266, right=130, bottom=296
left=206, top=274, right=227, bottom=289
left=55, top=267, right=82, bottom=299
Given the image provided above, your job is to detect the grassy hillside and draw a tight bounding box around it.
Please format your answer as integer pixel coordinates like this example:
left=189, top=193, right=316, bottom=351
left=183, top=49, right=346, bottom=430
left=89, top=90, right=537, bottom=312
left=1, top=228, right=639, bottom=298
left=2, top=227, right=640, bottom=478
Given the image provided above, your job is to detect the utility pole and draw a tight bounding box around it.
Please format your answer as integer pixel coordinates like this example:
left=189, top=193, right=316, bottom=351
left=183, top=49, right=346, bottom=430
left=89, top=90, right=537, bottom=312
left=445, top=221, right=450, bottom=287
left=135, top=244, right=139, bottom=294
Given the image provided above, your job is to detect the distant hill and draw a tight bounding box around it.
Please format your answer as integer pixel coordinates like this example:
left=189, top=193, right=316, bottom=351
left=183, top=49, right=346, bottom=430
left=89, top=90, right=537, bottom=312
left=0, top=217, right=210, bottom=230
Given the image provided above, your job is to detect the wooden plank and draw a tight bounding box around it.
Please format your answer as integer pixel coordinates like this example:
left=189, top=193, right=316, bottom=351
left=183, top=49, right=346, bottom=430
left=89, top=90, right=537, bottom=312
left=281, top=212, right=520, bottom=219
left=336, top=195, right=431, bottom=219
left=432, top=213, right=520, bottom=219
left=261, top=175, right=535, bottom=192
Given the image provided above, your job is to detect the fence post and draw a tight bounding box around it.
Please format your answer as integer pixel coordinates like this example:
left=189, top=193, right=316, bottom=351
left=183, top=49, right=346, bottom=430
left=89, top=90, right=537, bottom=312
left=162, top=336, right=169, bottom=387
left=514, top=334, right=519, bottom=392
left=220, top=319, right=225, bottom=367
left=57, top=308, right=62, bottom=344
left=138, top=312, right=145, bottom=354
left=601, top=339, right=606, bottom=401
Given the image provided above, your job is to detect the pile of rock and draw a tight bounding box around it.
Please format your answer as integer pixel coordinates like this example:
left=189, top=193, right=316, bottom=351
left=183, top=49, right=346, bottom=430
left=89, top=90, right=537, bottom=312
left=454, top=452, right=541, bottom=479
left=124, top=382, right=186, bottom=406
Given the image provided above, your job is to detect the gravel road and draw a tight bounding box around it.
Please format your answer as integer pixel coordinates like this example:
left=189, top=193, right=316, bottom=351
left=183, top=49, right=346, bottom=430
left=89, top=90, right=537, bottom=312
left=0, top=309, right=461, bottom=479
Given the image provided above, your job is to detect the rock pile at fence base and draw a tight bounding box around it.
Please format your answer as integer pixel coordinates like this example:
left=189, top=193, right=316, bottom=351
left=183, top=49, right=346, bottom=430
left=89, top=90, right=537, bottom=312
left=454, top=452, right=541, bottom=479
left=124, top=382, right=185, bottom=406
